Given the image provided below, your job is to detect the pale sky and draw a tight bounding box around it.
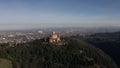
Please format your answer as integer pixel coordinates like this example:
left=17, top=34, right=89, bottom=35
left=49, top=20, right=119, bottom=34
left=0, top=0, right=120, bottom=30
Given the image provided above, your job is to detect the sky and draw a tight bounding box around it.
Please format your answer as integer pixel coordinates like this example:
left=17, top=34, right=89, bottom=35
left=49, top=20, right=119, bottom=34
left=0, top=0, right=120, bottom=30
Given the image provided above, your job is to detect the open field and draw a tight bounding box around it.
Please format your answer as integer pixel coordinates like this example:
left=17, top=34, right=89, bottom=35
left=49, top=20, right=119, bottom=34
left=0, top=58, right=13, bottom=68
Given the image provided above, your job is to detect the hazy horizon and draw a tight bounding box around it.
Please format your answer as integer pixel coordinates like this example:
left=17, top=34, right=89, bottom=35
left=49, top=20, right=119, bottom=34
left=0, top=24, right=119, bottom=31
left=0, top=0, right=120, bottom=30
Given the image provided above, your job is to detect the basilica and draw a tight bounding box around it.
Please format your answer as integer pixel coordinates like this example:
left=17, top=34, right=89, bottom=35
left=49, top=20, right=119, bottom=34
left=49, top=32, right=61, bottom=43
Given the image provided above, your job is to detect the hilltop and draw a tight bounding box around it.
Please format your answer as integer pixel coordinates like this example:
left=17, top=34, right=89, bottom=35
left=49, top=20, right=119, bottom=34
left=0, top=38, right=118, bottom=68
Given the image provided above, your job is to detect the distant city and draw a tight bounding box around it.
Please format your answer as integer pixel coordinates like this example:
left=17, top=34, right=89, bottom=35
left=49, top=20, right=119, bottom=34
left=0, top=27, right=120, bottom=44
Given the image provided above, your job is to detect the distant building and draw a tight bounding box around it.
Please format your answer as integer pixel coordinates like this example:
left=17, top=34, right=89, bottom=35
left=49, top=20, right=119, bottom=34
left=49, top=32, right=60, bottom=43
left=38, top=31, right=43, bottom=34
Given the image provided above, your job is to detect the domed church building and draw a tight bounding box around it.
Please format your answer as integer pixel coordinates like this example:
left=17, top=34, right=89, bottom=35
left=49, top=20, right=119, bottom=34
left=49, top=32, right=61, bottom=43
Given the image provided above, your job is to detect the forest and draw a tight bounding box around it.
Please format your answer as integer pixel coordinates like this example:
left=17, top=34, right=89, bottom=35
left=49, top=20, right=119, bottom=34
left=0, top=38, right=118, bottom=68
left=82, top=32, right=120, bottom=68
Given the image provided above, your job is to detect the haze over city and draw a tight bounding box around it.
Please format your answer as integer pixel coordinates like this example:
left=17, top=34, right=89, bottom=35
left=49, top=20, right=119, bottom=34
left=0, top=0, right=120, bottom=30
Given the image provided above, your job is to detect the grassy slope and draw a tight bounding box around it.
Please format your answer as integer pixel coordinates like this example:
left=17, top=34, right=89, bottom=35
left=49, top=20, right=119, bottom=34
left=0, top=58, right=13, bottom=68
